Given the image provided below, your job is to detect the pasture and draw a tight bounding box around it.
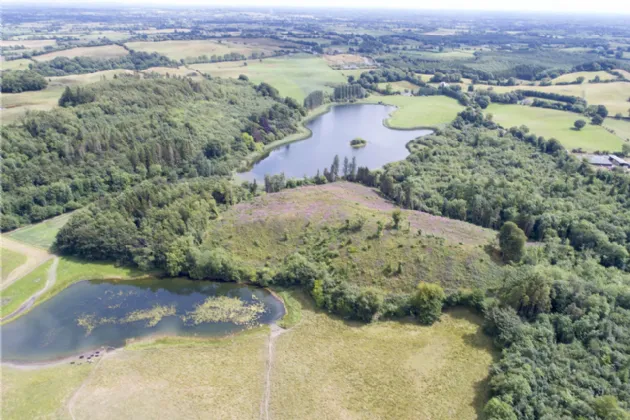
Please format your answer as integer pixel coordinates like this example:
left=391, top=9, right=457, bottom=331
left=551, top=71, right=617, bottom=84
left=603, top=118, right=630, bottom=142
left=192, top=55, right=347, bottom=102
left=125, top=38, right=285, bottom=61
left=6, top=212, right=72, bottom=250
left=1, top=248, right=27, bottom=282
left=32, top=45, right=129, bottom=62
left=0, top=259, right=52, bottom=318
left=1, top=58, right=34, bottom=71
left=377, top=80, right=419, bottom=93
left=362, top=95, right=464, bottom=129
left=0, top=39, right=57, bottom=49
left=487, top=104, right=625, bottom=152
left=1, top=69, right=134, bottom=124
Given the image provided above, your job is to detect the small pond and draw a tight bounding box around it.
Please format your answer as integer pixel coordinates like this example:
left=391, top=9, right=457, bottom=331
left=239, top=104, right=431, bottom=182
left=1, top=278, right=284, bottom=362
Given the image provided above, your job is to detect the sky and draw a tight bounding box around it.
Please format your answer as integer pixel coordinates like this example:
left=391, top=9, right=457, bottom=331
left=7, top=0, right=630, bottom=14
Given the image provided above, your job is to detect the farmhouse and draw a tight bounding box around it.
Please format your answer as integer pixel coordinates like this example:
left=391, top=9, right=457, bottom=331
left=588, top=155, right=614, bottom=167
left=609, top=154, right=629, bottom=167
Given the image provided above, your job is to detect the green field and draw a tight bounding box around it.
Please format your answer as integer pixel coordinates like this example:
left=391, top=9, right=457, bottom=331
left=377, top=80, right=419, bottom=93
left=487, top=104, right=624, bottom=152
left=192, top=55, right=347, bottom=102
left=362, top=95, right=464, bottom=129
left=0, top=259, right=52, bottom=318
left=603, top=118, right=630, bottom=142
left=1, top=70, right=134, bottom=124
left=33, top=45, right=129, bottom=62
left=1, top=248, right=27, bottom=281
left=1, top=58, right=34, bottom=71
left=125, top=38, right=282, bottom=61
left=6, top=213, right=72, bottom=249
left=552, top=71, right=617, bottom=84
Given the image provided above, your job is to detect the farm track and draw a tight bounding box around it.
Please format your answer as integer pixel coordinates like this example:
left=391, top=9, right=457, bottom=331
left=260, top=323, right=289, bottom=420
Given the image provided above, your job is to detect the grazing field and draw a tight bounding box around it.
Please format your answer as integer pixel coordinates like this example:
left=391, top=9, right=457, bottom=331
left=362, top=95, right=464, bottom=128
left=271, top=300, right=496, bottom=420
left=6, top=212, right=72, bottom=250
left=0, top=39, right=57, bottom=49
left=1, top=362, right=93, bottom=420
left=32, top=44, right=129, bottom=62
left=192, top=55, right=347, bottom=102
left=487, top=104, right=624, bottom=152
left=603, top=118, right=630, bottom=142
left=1, top=58, right=34, bottom=71
left=480, top=81, right=630, bottom=116
left=125, top=39, right=283, bottom=61
left=551, top=71, right=617, bottom=84
left=69, top=329, right=269, bottom=420
left=1, top=70, right=134, bottom=124
left=0, top=259, right=52, bottom=318
left=323, top=53, right=369, bottom=67
left=142, top=66, right=201, bottom=77
left=207, top=182, right=502, bottom=294
left=1, top=249, right=27, bottom=282
left=376, top=80, right=419, bottom=93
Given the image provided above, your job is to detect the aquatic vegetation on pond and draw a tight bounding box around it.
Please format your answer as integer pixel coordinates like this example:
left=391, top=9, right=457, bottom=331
left=122, top=305, right=176, bottom=327
left=183, top=296, right=265, bottom=326
left=76, top=314, right=116, bottom=336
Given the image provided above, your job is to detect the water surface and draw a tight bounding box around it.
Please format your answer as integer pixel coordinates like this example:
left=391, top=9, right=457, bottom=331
left=1, top=278, right=284, bottom=362
left=239, top=104, right=431, bottom=182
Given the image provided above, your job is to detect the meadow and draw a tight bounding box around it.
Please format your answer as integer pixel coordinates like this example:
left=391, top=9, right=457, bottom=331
left=125, top=38, right=284, bottom=61
left=487, top=103, right=625, bottom=152
left=603, top=118, right=630, bottom=142
left=1, top=58, right=34, bottom=71
left=376, top=80, right=419, bottom=93
left=32, top=45, right=129, bottom=62
left=192, top=55, right=347, bottom=102
left=1, top=69, right=134, bottom=124
left=0, top=259, right=53, bottom=318
left=0, top=248, right=27, bottom=282
left=362, top=95, right=464, bottom=128
left=551, top=70, right=617, bottom=84
left=6, top=212, right=73, bottom=250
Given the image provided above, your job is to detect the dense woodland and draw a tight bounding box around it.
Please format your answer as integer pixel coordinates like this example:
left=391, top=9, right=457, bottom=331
left=0, top=70, right=48, bottom=93
left=0, top=75, right=303, bottom=229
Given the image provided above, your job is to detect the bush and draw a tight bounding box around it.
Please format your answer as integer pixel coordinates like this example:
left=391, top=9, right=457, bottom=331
left=498, top=222, right=526, bottom=263
left=410, top=282, right=445, bottom=325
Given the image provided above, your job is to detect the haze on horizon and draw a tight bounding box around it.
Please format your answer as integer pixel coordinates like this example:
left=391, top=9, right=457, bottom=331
left=6, top=0, right=630, bottom=15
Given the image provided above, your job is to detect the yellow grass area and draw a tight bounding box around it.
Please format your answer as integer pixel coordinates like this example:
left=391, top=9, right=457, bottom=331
left=323, top=53, right=368, bottom=66
left=481, top=81, right=630, bottom=115
left=1, top=69, right=135, bottom=124
left=125, top=39, right=280, bottom=61
left=615, top=69, right=630, bottom=79
left=0, top=39, right=57, bottom=49
left=272, top=303, right=495, bottom=419
left=1, top=363, right=93, bottom=420
left=1, top=59, right=34, bottom=71
left=142, top=66, right=201, bottom=77
left=32, top=45, right=129, bottom=62
left=552, top=71, right=617, bottom=84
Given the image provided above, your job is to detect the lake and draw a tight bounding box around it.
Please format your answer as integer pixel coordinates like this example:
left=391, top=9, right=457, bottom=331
left=0, top=278, right=284, bottom=362
left=239, top=104, right=432, bottom=182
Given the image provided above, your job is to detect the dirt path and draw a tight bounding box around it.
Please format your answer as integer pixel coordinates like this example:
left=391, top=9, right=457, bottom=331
left=1, top=236, right=54, bottom=290
left=1, top=257, right=59, bottom=323
left=260, top=323, right=289, bottom=420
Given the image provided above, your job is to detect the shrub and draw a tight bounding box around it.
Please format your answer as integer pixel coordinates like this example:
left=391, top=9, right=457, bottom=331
left=410, top=282, right=445, bottom=325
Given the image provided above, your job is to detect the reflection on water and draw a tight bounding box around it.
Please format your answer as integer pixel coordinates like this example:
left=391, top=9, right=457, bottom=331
left=239, top=104, right=431, bottom=182
left=1, top=278, right=284, bottom=362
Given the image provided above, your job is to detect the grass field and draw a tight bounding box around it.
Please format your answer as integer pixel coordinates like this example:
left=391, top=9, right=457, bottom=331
left=0, top=259, right=52, bottom=318
left=362, top=95, right=464, bottom=129
left=192, top=55, right=347, bottom=102
left=480, top=81, right=630, bottom=116
left=142, top=66, right=200, bottom=77
left=487, top=104, right=625, bottom=152
left=271, top=298, right=496, bottom=419
left=1, top=70, right=134, bottom=124
left=603, top=118, right=630, bottom=142
left=552, top=71, right=617, bottom=84
left=1, top=248, right=27, bottom=281
left=1, top=58, right=34, bottom=71
left=0, top=39, right=57, bottom=49
left=32, top=45, right=129, bottom=62
left=377, top=80, right=419, bottom=93
left=125, top=39, right=282, bottom=61
left=1, top=362, right=93, bottom=420
left=6, top=212, right=72, bottom=249
left=207, top=182, right=502, bottom=294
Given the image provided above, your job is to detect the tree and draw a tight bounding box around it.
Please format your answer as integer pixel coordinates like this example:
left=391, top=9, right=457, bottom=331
left=483, top=398, right=517, bottom=420
left=411, top=282, right=445, bottom=325
left=574, top=119, right=586, bottom=130
left=591, top=115, right=604, bottom=125
left=392, top=209, right=404, bottom=229
left=499, top=267, right=551, bottom=318
left=238, top=74, right=249, bottom=81
left=499, top=222, right=526, bottom=263
left=576, top=76, right=585, bottom=84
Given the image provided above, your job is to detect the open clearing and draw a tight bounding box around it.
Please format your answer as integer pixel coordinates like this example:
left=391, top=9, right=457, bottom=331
left=1, top=248, right=27, bottom=282
left=362, top=95, right=464, bottom=128
left=192, top=55, right=347, bottom=102
left=603, top=118, right=630, bottom=142
left=32, top=45, right=129, bottom=62
left=0, top=39, right=57, bottom=49
left=376, top=80, right=419, bottom=93
left=6, top=212, right=72, bottom=250
left=487, top=104, right=625, bottom=152
left=207, top=182, right=502, bottom=294
left=1, top=69, right=134, bottom=124
left=125, top=39, right=284, bottom=61
left=323, top=53, right=371, bottom=67
left=1, top=297, right=495, bottom=420
left=0, top=236, right=53, bottom=290
left=551, top=71, right=617, bottom=84
left=0, top=259, right=53, bottom=318
left=1, top=58, right=35, bottom=71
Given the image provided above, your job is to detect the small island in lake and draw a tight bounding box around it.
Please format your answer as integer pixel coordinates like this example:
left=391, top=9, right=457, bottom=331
left=350, top=137, right=367, bottom=148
